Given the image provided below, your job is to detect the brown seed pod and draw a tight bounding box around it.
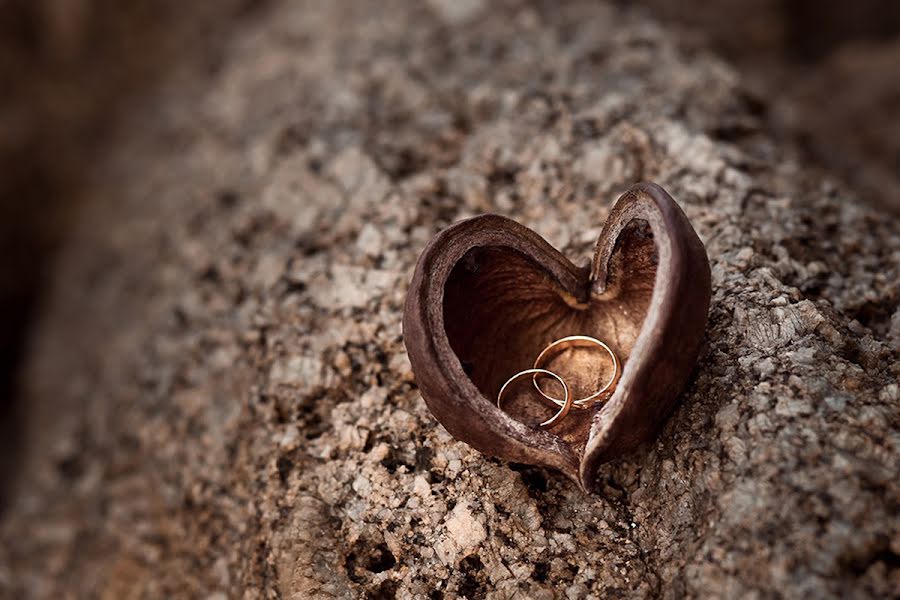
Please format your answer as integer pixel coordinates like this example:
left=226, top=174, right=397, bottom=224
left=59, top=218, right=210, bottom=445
left=402, top=182, right=711, bottom=492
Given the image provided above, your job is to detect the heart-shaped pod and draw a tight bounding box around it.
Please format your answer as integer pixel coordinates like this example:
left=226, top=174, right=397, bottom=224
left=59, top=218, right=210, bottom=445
left=403, top=182, right=711, bottom=492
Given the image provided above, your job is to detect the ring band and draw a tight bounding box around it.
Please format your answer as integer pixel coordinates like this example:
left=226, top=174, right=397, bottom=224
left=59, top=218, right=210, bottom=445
left=532, top=335, right=619, bottom=409
left=497, top=368, right=572, bottom=428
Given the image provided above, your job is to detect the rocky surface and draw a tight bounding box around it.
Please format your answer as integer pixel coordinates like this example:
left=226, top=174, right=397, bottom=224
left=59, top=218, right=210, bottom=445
left=1, top=1, right=898, bottom=598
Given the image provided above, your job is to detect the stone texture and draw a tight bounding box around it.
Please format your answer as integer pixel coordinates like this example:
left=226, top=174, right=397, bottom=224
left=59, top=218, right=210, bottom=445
left=1, top=1, right=898, bottom=598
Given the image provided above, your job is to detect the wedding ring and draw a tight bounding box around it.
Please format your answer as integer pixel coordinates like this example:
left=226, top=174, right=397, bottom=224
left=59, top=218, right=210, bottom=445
left=532, top=335, right=619, bottom=409
left=497, top=368, right=572, bottom=428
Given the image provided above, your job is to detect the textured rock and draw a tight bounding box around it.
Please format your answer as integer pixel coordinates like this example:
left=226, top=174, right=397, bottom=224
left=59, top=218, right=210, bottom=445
left=1, top=1, right=898, bottom=598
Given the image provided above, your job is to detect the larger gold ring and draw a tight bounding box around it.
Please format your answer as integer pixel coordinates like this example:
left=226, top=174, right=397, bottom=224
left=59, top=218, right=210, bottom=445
left=497, top=368, right=572, bottom=428
left=532, top=335, right=619, bottom=409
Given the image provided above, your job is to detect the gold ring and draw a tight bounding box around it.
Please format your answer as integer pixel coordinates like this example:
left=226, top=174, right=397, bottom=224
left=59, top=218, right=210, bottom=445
left=497, top=368, right=572, bottom=428
left=532, top=335, right=619, bottom=409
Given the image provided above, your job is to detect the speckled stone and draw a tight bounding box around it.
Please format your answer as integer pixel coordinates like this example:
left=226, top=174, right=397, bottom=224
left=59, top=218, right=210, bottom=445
left=1, top=1, right=898, bottom=598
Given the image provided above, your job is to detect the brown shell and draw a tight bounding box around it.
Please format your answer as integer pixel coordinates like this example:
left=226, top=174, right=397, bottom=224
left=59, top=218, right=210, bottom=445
left=402, top=182, right=711, bottom=492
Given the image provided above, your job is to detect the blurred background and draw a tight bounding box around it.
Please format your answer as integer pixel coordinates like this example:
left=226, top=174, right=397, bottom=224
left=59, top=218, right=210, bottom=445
left=1, top=0, right=899, bottom=510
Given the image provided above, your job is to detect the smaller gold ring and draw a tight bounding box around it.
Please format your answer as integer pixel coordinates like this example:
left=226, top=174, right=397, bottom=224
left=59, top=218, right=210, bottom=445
left=532, top=335, right=619, bottom=409
left=497, top=368, right=572, bottom=428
